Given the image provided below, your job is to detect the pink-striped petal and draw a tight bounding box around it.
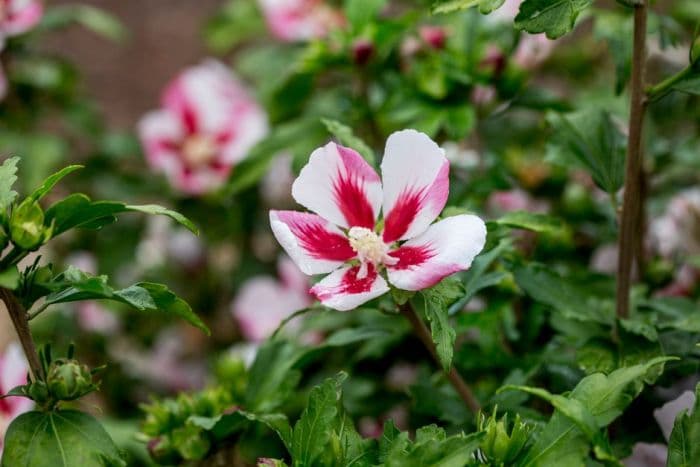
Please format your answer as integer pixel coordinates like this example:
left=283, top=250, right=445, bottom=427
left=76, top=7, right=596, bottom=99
left=138, top=110, right=185, bottom=168
left=381, top=130, right=450, bottom=243
left=292, top=142, right=382, bottom=229
left=270, top=210, right=355, bottom=275
left=0, top=343, right=33, bottom=416
left=386, top=215, right=486, bottom=291
left=310, top=265, right=389, bottom=311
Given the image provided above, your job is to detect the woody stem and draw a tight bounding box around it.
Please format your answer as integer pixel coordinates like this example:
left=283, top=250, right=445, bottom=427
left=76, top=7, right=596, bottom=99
left=398, top=302, right=481, bottom=414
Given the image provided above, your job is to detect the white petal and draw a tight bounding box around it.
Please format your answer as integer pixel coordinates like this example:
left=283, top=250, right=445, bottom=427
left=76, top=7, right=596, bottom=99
left=269, top=210, right=355, bottom=275
left=292, top=142, right=382, bottom=229
left=381, top=129, right=450, bottom=242
left=386, top=215, right=486, bottom=291
left=310, top=265, right=389, bottom=311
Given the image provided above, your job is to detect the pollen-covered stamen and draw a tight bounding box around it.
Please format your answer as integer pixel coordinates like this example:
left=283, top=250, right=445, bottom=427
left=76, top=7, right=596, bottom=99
left=348, top=226, right=397, bottom=278
left=182, top=134, right=218, bottom=168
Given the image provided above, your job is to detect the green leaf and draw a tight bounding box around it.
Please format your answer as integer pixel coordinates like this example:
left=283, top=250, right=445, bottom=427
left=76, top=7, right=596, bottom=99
left=412, top=279, right=463, bottom=371
left=491, top=211, right=570, bottom=237
left=1, top=410, right=124, bottom=467
left=433, top=0, right=505, bottom=14
left=45, top=194, right=198, bottom=236
left=321, top=119, right=376, bottom=167
left=671, top=73, right=700, bottom=95
left=546, top=109, right=626, bottom=194
left=41, top=267, right=209, bottom=335
left=0, top=157, right=19, bottom=216
left=28, top=166, right=82, bottom=202
left=385, top=425, right=484, bottom=467
left=667, top=383, right=700, bottom=467
left=514, top=0, right=592, bottom=39
left=514, top=264, right=614, bottom=325
left=291, top=373, right=346, bottom=467
left=518, top=357, right=676, bottom=467
left=245, top=340, right=306, bottom=412
left=40, top=5, right=127, bottom=42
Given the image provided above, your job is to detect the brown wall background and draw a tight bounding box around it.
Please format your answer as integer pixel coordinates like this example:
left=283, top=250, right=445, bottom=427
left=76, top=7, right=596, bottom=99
left=46, top=0, right=225, bottom=128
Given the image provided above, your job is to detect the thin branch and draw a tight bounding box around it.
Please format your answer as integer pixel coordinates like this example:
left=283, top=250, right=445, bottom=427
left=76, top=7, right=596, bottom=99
left=646, top=65, right=693, bottom=102
left=398, top=302, right=481, bottom=414
left=0, top=288, right=44, bottom=381
left=616, top=1, right=648, bottom=319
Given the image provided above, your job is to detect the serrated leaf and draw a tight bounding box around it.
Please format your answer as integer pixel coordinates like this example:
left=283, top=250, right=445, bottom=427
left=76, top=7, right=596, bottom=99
left=291, top=373, right=346, bottom=467
left=321, top=119, right=376, bottom=167
left=667, top=383, right=700, bottom=467
left=514, top=0, right=592, bottom=39
left=41, top=267, right=209, bottom=335
left=0, top=157, right=19, bottom=216
left=433, top=0, right=505, bottom=14
left=546, top=109, right=626, bottom=194
left=412, top=280, right=463, bottom=371
left=1, top=410, right=124, bottom=467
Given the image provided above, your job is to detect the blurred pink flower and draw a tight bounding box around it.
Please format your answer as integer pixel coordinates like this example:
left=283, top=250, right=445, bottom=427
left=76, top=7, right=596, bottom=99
left=513, top=34, right=555, bottom=70
left=419, top=26, right=447, bottom=50
left=138, top=60, right=268, bottom=195
left=0, top=0, right=43, bottom=47
left=0, top=343, right=33, bottom=456
left=623, top=443, right=667, bottom=467
left=270, top=130, right=486, bottom=311
left=590, top=243, right=618, bottom=275
left=471, top=84, right=497, bottom=106
left=257, top=0, right=344, bottom=42
left=232, top=256, right=311, bottom=341
left=651, top=188, right=700, bottom=258
left=487, top=189, right=548, bottom=214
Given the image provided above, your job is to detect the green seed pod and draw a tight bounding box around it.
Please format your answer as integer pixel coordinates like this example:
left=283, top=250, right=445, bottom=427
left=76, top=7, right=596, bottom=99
left=46, top=358, right=94, bottom=401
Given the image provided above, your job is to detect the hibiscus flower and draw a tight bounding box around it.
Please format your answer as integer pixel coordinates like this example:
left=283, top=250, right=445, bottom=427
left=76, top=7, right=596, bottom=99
left=270, top=129, right=486, bottom=311
left=0, top=0, right=43, bottom=48
left=257, top=0, right=344, bottom=42
left=138, top=60, right=268, bottom=195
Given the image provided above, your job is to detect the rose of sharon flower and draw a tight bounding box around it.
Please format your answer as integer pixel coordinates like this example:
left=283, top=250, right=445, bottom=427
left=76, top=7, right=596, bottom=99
left=270, top=129, right=487, bottom=311
left=138, top=60, right=268, bottom=195
left=0, top=0, right=43, bottom=47
left=257, top=0, right=344, bottom=43
left=232, top=256, right=311, bottom=341
left=0, top=344, right=33, bottom=456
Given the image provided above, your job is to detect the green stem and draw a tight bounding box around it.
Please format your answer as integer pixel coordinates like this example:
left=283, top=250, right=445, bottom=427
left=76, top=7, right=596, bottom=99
left=646, top=65, right=693, bottom=102
left=398, top=302, right=481, bottom=414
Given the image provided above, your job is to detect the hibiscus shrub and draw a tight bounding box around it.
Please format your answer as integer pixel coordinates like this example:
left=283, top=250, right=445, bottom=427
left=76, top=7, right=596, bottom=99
left=1, top=0, right=700, bottom=466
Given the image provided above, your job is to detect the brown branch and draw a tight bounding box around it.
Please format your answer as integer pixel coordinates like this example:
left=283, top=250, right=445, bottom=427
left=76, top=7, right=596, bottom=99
left=616, top=1, right=648, bottom=319
left=398, top=302, right=481, bottom=414
left=0, top=288, right=44, bottom=381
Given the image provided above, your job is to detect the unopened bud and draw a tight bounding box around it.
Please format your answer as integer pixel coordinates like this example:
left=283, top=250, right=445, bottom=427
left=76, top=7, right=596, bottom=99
left=10, top=199, right=47, bottom=250
left=352, top=39, right=374, bottom=66
left=46, top=359, right=94, bottom=401
left=419, top=26, right=447, bottom=50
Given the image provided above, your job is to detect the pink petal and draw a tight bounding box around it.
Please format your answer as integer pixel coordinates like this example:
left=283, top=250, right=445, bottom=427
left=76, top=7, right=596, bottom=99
left=257, top=0, right=344, bottom=42
left=381, top=130, right=450, bottom=243
left=310, top=264, right=389, bottom=311
left=0, top=343, right=33, bottom=417
left=386, top=215, right=486, bottom=291
left=3, top=0, right=43, bottom=37
left=270, top=210, right=355, bottom=275
left=292, top=142, right=382, bottom=229
left=138, top=110, right=185, bottom=167
left=232, top=277, right=309, bottom=341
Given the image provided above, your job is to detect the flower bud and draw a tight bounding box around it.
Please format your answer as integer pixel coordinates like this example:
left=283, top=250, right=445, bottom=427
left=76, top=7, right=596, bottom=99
left=419, top=26, right=447, bottom=50
left=479, top=411, right=532, bottom=465
left=257, top=459, right=288, bottom=467
left=148, top=436, right=180, bottom=465
left=352, top=38, right=374, bottom=66
left=46, top=358, right=94, bottom=401
left=10, top=199, right=47, bottom=250
left=172, top=424, right=210, bottom=461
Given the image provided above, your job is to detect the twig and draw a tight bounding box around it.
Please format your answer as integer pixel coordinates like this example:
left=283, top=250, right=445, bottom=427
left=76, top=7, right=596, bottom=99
left=0, top=288, right=44, bottom=381
left=398, top=302, right=481, bottom=413
left=646, top=65, right=693, bottom=102
left=616, top=0, right=648, bottom=319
